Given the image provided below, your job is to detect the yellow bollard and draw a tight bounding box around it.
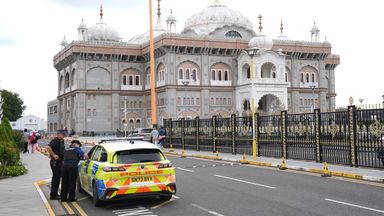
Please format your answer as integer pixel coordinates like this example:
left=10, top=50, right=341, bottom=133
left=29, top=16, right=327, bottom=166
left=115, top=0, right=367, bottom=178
left=240, top=151, right=249, bottom=164
left=215, top=150, right=220, bottom=160
left=278, top=157, right=287, bottom=170
left=169, top=143, right=175, bottom=152
left=321, top=162, right=332, bottom=177
left=243, top=152, right=247, bottom=160
left=181, top=149, right=186, bottom=158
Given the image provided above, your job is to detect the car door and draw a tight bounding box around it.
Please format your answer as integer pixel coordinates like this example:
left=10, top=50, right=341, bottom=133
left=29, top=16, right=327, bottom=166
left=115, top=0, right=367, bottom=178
left=81, top=146, right=100, bottom=193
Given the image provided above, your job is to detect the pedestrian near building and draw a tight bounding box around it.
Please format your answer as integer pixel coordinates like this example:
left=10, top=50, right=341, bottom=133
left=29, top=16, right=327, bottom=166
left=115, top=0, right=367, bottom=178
left=46, top=130, right=65, bottom=200
left=29, top=132, right=38, bottom=153
left=61, top=140, right=88, bottom=202
left=22, top=129, right=29, bottom=153
left=158, top=126, right=166, bottom=149
left=151, top=127, right=159, bottom=145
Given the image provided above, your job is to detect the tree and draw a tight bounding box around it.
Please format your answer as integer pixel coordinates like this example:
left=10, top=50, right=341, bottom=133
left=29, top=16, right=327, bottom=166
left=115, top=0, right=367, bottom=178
left=0, top=90, right=26, bottom=121
left=0, top=118, right=20, bottom=163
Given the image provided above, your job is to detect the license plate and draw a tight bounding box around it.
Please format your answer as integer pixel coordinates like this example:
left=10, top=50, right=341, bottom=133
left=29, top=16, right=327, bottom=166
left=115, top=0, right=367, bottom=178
left=131, top=176, right=154, bottom=184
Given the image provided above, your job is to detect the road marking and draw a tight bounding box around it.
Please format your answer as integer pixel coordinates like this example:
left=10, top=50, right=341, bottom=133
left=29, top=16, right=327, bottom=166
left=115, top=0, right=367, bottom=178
left=72, top=202, right=88, bottom=216
left=77, top=196, right=90, bottom=201
left=62, top=202, right=75, bottom=215
left=113, top=206, right=157, bottom=215
left=214, top=174, right=276, bottom=189
left=173, top=195, right=180, bottom=199
left=33, top=180, right=55, bottom=216
left=177, top=167, right=194, bottom=172
left=151, top=198, right=175, bottom=209
left=191, top=203, right=225, bottom=216
left=325, top=198, right=384, bottom=214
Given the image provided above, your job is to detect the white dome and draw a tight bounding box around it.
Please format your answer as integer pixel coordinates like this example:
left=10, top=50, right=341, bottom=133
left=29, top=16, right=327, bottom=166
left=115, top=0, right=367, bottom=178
left=183, top=2, right=253, bottom=35
left=129, top=18, right=167, bottom=44
left=87, top=22, right=120, bottom=42
left=248, top=34, right=273, bottom=51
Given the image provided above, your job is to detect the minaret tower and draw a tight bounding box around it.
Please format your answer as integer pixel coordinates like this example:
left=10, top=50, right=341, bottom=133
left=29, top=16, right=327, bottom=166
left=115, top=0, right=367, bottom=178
left=78, top=19, right=87, bottom=41
left=310, top=21, right=320, bottom=42
left=166, top=10, right=177, bottom=33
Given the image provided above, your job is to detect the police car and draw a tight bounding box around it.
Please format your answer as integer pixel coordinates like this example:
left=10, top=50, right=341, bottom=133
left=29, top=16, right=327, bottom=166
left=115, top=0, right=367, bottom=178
left=78, top=138, right=176, bottom=207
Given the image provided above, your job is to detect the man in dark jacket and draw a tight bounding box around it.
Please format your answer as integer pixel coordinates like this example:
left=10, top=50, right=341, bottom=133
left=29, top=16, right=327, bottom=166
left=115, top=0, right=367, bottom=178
left=46, top=130, right=66, bottom=200
left=158, top=126, right=166, bottom=149
left=61, top=140, right=88, bottom=202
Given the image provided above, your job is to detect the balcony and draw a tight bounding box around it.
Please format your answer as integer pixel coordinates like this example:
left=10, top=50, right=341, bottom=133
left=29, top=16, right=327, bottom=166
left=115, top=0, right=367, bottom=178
left=210, top=80, right=232, bottom=86
left=299, top=82, right=319, bottom=88
left=121, top=85, right=142, bottom=91
left=178, top=79, right=200, bottom=86
left=156, top=80, right=165, bottom=87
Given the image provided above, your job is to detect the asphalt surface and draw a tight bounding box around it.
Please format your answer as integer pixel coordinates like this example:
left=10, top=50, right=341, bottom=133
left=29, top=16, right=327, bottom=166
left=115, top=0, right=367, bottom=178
left=44, top=154, right=384, bottom=216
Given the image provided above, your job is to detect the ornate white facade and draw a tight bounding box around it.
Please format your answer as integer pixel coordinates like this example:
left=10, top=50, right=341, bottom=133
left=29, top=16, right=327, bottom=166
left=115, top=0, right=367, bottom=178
left=48, top=0, right=339, bottom=134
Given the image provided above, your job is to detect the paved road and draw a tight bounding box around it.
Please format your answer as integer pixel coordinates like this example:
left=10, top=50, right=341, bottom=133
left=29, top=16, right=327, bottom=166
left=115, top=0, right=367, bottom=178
left=53, top=155, right=384, bottom=216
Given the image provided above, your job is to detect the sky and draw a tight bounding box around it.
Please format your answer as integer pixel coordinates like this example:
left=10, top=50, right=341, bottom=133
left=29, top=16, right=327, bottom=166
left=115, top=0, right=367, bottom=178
left=0, top=0, right=383, bottom=120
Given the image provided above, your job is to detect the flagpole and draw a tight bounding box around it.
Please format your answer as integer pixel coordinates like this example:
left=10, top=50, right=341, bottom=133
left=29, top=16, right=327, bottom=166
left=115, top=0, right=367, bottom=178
left=149, top=0, right=157, bottom=127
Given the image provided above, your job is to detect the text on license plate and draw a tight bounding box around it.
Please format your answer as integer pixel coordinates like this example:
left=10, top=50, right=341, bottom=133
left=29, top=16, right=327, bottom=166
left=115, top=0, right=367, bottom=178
left=131, top=176, right=153, bottom=183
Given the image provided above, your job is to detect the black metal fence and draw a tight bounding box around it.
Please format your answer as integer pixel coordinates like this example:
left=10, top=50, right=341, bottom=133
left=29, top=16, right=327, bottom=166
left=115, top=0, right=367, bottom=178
left=164, top=106, right=384, bottom=169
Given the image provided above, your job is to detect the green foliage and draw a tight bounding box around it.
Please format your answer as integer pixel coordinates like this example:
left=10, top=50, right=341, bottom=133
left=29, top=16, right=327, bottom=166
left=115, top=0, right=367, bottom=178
left=12, top=130, right=24, bottom=150
left=0, top=89, right=26, bottom=121
left=0, top=125, right=11, bottom=142
left=0, top=140, right=19, bottom=176
left=1, top=118, right=15, bottom=142
left=4, top=163, right=27, bottom=177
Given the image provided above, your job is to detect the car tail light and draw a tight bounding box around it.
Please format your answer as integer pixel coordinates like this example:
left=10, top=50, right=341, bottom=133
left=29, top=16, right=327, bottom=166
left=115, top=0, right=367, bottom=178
left=102, top=166, right=126, bottom=172
left=158, top=162, right=172, bottom=169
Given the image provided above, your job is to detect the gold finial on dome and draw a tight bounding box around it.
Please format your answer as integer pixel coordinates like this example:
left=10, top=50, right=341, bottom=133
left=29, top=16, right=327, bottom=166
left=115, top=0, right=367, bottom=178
left=258, top=14, right=263, bottom=33
left=280, top=19, right=284, bottom=34
left=157, top=0, right=161, bottom=19
left=99, top=0, right=104, bottom=21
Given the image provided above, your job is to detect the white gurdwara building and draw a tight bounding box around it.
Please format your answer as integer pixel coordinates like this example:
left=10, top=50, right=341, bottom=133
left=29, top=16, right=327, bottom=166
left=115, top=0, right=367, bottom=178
left=47, top=0, right=339, bottom=134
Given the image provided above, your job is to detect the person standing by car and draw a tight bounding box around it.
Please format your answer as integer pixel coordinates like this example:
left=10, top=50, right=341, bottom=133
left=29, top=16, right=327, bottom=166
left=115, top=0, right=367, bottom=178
left=151, top=127, right=159, bottom=145
left=61, top=140, right=88, bottom=202
left=46, top=130, right=66, bottom=200
left=158, top=126, right=166, bottom=149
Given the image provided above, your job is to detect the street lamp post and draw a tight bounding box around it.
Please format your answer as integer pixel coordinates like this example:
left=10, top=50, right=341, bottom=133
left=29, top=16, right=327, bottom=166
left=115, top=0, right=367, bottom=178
left=310, top=85, right=316, bottom=112
left=182, top=80, right=190, bottom=118
left=245, top=48, right=258, bottom=160
left=123, top=96, right=128, bottom=137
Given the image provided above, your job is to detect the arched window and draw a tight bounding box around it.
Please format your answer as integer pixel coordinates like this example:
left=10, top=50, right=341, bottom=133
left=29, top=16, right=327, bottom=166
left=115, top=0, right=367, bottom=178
left=59, top=75, right=63, bottom=90
left=179, top=68, right=183, bottom=79
left=224, top=70, right=229, bottom=81
left=135, top=75, right=140, bottom=85
left=185, top=69, right=190, bottom=80
left=311, top=73, right=315, bottom=83
left=225, top=31, right=242, bottom=38
left=71, top=70, right=75, bottom=87
left=122, top=75, right=127, bottom=85
left=211, top=70, right=216, bottom=80
left=300, top=73, right=304, bottom=83
left=192, top=69, right=197, bottom=81
left=306, top=73, right=310, bottom=83
left=64, top=73, right=70, bottom=89
left=162, top=71, right=165, bottom=80
left=136, top=119, right=141, bottom=128
left=129, top=75, right=133, bottom=85
left=129, top=119, right=134, bottom=130
left=247, top=68, right=251, bottom=79
left=218, top=70, right=222, bottom=81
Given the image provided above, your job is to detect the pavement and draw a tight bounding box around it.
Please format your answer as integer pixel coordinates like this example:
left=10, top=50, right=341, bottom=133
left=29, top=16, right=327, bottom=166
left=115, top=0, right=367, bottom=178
left=0, top=152, right=51, bottom=216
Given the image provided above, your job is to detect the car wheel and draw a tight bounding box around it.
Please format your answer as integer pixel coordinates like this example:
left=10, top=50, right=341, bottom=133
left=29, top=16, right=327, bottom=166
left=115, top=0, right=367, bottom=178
left=77, top=178, right=85, bottom=193
left=92, top=182, right=104, bottom=207
left=159, top=194, right=172, bottom=201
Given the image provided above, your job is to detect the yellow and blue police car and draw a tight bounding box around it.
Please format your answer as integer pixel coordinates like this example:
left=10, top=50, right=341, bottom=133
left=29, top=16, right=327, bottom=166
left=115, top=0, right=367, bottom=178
left=78, top=139, right=176, bottom=206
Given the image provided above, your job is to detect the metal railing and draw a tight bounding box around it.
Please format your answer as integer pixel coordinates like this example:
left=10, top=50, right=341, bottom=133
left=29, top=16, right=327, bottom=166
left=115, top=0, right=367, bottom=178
left=164, top=106, right=384, bottom=169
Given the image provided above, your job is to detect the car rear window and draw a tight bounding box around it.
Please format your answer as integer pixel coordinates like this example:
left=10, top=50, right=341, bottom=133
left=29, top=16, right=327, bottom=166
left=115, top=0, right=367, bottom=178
left=140, top=129, right=153, bottom=133
left=115, top=149, right=165, bottom=164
